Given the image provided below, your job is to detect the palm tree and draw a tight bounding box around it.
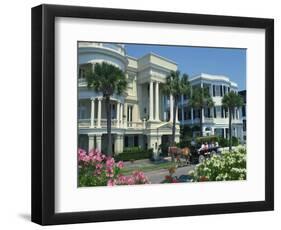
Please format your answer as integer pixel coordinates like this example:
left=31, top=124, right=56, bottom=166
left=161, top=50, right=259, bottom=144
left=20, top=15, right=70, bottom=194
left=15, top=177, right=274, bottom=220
left=162, top=71, right=190, bottom=147
left=189, top=87, right=214, bottom=137
left=222, top=91, right=243, bottom=151
left=86, top=62, right=127, bottom=156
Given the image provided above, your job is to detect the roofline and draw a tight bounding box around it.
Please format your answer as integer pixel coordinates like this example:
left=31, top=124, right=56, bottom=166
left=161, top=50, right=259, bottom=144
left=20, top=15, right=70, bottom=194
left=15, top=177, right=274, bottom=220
left=138, top=52, right=178, bottom=65
left=190, top=73, right=238, bottom=87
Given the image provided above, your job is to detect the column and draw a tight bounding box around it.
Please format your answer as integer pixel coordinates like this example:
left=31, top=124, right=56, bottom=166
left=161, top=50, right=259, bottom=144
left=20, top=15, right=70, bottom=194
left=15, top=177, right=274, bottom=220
left=116, top=102, right=120, bottom=128
left=90, top=98, right=95, bottom=127
left=176, top=105, right=179, bottom=123
left=169, top=94, right=173, bottom=122
left=114, top=134, right=124, bottom=154
left=88, top=135, right=95, bottom=152
left=149, top=81, right=154, bottom=121
left=97, top=98, right=102, bottom=128
left=96, top=135, right=102, bottom=151
left=155, top=81, right=160, bottom=121
left=128, top=105, right=131, bottom=127
left=120, top=103, right=123, bottom=127
left=191, top=108, right=194, bottom=124
left=202, top=108, right=205, bottom=123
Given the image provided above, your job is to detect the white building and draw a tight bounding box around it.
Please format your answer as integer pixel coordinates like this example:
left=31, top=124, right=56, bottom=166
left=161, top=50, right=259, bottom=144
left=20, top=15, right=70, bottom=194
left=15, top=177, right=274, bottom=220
left=78, top=42, right=180, bottom=154
left=78, top=42, right=244, bottom=154
left=176, top=73, right=243, bottom=140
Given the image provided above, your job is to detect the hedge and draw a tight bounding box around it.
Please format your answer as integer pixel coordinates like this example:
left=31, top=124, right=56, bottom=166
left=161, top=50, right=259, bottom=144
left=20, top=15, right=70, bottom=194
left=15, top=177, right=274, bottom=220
left=115, top=147, right=153, bottom=161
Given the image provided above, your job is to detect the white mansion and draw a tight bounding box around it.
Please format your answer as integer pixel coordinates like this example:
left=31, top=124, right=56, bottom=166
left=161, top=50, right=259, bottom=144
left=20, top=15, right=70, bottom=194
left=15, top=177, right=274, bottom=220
left=78, top=42, right=244, bottom=154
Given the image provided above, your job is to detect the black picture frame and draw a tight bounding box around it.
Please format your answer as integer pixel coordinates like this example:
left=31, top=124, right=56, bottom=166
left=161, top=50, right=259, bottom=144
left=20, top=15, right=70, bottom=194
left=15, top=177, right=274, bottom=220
left=31, top=4, right=274, bottom=225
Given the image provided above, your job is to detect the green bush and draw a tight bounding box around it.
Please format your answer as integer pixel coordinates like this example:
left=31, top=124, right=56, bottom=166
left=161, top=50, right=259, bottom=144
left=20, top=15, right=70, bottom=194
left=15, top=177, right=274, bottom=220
left=115, top=147, right=153, bottom=161
left=191, top=147, right=246, bottom=181
left=218, top=136, right=228, bottom=147
left=218, top=136, right=239, bottom=147
left=231, top=136, right=239, bottom=146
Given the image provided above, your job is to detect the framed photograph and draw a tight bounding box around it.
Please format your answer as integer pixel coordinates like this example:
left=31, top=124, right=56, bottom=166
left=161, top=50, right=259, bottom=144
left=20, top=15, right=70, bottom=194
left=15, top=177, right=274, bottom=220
left=31, top=4, right=274, bottom=225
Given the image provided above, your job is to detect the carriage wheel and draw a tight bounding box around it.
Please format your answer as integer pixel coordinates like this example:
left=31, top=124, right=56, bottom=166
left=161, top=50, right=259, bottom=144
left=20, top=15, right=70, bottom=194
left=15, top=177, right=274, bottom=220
left=199, top=155, right=205, bottom=163
left=210, top=150, right=216, bottom=157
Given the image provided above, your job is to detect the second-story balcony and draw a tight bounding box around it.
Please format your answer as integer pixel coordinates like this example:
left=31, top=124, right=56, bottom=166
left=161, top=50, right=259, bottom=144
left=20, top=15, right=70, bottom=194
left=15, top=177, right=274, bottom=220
left=78, top=118, right=146, bottom=129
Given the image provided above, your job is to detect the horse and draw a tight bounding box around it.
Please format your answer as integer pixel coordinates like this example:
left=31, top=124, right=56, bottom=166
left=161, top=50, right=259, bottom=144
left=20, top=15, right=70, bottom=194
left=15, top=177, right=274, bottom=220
left=168, top=146, right=191, bottom=165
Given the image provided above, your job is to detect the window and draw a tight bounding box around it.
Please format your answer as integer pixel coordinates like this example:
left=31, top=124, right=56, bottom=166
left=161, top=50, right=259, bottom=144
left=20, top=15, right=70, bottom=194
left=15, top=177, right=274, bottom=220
left=134, top=135, right=138, bottom=147
left=221, top=107, right=224, bottom=118
left=124, top=136, right=129, bottom=147
left=214, top=85, right=221, bottom=97
left=78, top=106, right=87, bottom=119
left=78, top=68, right=85, bottom=78
left=242, top=105, right=246, bottom=117
left=213, top=107, right=216, bottom=118
left=216, top=106, right=221, bottom=118
left=225, top=128, right=229, bottom=139
left=187, top=108, right=191, bottom=119
left=214, top=128, right=224, bottom=137
left=204, top=107, right=211, bottom=118
left=78, top=63, right=92, bottom=79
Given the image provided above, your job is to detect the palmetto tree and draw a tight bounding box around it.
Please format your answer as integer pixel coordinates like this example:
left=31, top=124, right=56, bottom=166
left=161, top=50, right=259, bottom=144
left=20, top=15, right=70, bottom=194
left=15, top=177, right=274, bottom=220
left=86, top=62, right=127, bottom=156
left=162, top=71, right=190, bottom=146
left=222, top=91, right=243, bottom=151
left=189, top=87, right=214, bottom=137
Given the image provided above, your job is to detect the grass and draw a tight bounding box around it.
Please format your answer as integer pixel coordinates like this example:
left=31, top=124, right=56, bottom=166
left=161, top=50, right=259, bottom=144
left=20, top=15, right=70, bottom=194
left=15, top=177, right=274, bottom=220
left=120, top=161, right=176, bottom=175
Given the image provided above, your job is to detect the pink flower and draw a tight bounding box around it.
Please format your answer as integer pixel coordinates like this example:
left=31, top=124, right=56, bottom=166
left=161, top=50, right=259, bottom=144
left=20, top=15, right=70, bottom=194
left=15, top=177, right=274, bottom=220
left=117, top=161, right=124, bottom=169
left=78, top=148, right=87, bottom=161
left=106, top=157, right=115, bottom=168
left=96, top=163, right=103, bottom=170
left=93, top=154, right=102, bottom=163
left=94, top=169, right=102, bottom=175
left=107, top=179, right=116, bottom=186
left=127, top=177, right=135, bottom=185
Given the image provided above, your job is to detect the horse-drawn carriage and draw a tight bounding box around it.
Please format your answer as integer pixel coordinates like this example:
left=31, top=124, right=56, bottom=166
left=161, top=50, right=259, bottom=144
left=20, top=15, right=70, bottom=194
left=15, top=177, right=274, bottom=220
left=168, top=144, right=221, bottom=165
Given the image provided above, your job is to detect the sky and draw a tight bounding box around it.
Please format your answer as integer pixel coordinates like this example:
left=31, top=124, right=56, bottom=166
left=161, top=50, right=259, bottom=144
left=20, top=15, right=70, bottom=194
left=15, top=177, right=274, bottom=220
left=124, top=44, right=246, bottom=91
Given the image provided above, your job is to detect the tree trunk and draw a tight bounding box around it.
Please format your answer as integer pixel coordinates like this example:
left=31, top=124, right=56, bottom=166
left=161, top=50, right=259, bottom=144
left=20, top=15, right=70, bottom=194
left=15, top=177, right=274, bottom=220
left=172, top=98, right=177, bottom=145
left=169, top=97, right=177, bottom=162
left=229, top=108, right=232, bottom=152
left=200, top=107, right=203, bottom=137
left=105, top=96, right=112, bottom=156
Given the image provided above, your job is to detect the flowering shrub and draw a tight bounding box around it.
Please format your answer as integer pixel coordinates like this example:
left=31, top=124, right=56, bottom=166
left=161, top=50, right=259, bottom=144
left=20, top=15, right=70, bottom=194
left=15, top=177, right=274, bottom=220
left=78, top=148, right=150, bottom=187
left=191, top=148, right=246, bottom=182
left=162, top=175, right=179, bottom=183
left=108, top=171, right=150, bottom=186
left=161, top=166, right=179, bottom=183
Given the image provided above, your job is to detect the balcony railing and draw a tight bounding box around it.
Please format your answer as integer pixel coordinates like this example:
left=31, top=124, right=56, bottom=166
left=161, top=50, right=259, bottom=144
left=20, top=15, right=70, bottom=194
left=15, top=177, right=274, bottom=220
left=78, top=118, right=145, bottom=129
